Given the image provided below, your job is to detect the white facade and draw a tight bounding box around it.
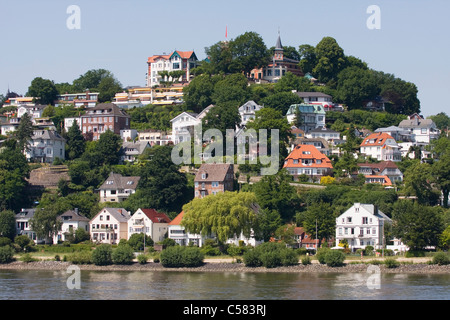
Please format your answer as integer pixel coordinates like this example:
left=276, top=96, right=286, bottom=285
left=54, top=209, right=90, bottom=243
left=238, top=101, right=263, bottom=127
left=120, top=129, right=138, bottom=142
left=286, top=104, right=326, bottom=133
left=398, top=115, right=440, bottom=144
left=64, top=117, right=82, bottom=132
left=17, top=105, right=45, bottom=120
left=90, top=208, right=131, bottom=244
left=335, top=203, right=392, bottom=252
left=127, top=208, right=170, bottom=243
left=26, top=130, right=66, bottom=163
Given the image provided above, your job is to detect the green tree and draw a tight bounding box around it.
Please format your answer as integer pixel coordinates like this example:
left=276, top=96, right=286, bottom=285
left=91, top=244, right=113, bottom=265
left=127, top=233, right=153, bottom=251
left=29, top=207, right=61, bottom=244
left=260, top=91, right=303, bottom=115
left=0, top=139, right=30, bottom=211
left=0, top=210, right=16, bottom=240
left=298, top=44, right=317, bottom=75
left=296, top=201, right=335, bottom=247
left=336, top=67, right=380, bottom=109
left=14, top=112, right=34, bottom=153
left=72, top=69, right=122, bottom=103
left=432, top=152, right=450, bottom=208
left=182, top=74, right=221, bottom=113
left=26, top=77, right=58, bottom=105
left=228, top=31, right=271, bottom=76
left=313, top=37, right=346, bottom=84
left=94, top=130, right=122, bottom=166
left=204, top=41, right=233, bottom=74
left=66, top=120, right=85, bottom=160
left=428, top=112, right=450, bottom=131
left=392, top=201, right=444, bottom=251
left=181, top=191, right=259, bottom=244
left=211, top=73, right=250, bottom=106
left=403, top=161, right=440, bottom=206
left=253, top=169, right=298, bottom=222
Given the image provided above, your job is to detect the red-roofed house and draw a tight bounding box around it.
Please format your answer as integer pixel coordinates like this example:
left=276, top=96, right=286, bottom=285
left=356, top=161, right=403, bottom=184
left=283, top=144, right=333, bottom=182
left=146, top=50, right=199, bottom=87
left=360, top=132, right=402, bottom=162
left=127, top=208, right=171, bottom=243
left=194, top=163, right=234, bottom=198
left=167, top=211, right=206, bottom=247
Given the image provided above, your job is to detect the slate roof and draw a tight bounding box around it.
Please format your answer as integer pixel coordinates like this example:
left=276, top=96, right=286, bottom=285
left=84, top=103, right=130, bottom=117
left=58, top=209, right=90, bottom=222
left=99, top=172, right=140, bottom=190
left=32, top=130, right=66, bottom=141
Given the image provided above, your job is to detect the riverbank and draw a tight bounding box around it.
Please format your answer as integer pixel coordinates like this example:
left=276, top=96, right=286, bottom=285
left=1, top=258, right=449, bottom=274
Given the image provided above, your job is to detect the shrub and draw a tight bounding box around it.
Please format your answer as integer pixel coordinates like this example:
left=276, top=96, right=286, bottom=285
left=227, top=244, right=248, bottom=257
left=160, top=246, right=204, bottom=268
left=243, top=249, right=262, bottom=267
left=316, top=248, right=331, bottom=264
left=243, top=242, right=297, bottom=268
left=91, top=244, right=112, bottom=266
left=14, top=235, right=33, bottom=252
left=0, top=246, right=15, bottom=263
left=128, top=233, right=153, bottom=251
left=55, top=255, right=60, bottom=261
left=152, top=253, right=160, bottom=263
left=301, top=255, right=311, bottom=265
left=280, top=249, right=299, bottom=266
left=201, top=245, right=221, bottom=256
left=385, top=258, right=399, bottom=268
left=296, top=248, right=308, bottom=256
left=67, top=251, right=92, bottom=264
left=364, top=246, right=375, bottom=256
left=137, top=254, right=149, bottom=264
left=324, top=250, right=345, bottom=267
left=432, top=252, right=450, bottom=266
left=0, top=237, right=12, bottom=247
left=260, top=251, right=282, bottom=268
left=20, top=253, right=38, bottom=263
left=405, top=250, right=425, bottom=258
left=112, top=244, right=134, bottom=265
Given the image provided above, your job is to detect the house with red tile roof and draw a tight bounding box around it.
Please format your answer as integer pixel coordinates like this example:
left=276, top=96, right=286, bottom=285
left=360, top=132, right=402, bottom=162
left=127, top=208, right=171, bottom=243
left=167, top=211, right=206, bottom=247
left=283, top=144, right=333, bottom=182
left=356, top=161, right=403, bottom=184
left=146, top=50, right=199, bottom=87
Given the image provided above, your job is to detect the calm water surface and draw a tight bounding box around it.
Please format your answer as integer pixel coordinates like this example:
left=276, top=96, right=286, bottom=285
left=0, top=270, right=449, bottom=300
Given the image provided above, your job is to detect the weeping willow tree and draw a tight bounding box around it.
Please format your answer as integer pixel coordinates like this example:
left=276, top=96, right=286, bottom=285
left=181, top=191, right=259, bottom=244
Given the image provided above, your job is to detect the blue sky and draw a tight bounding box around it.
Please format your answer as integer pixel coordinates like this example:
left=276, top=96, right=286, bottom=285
left=1, top=0, right=449, bottom=116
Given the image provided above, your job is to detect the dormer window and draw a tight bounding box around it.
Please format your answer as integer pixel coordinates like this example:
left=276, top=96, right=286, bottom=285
left=106, top=181, right=113, bottom=185
left=202, top=173, right=206, bottom=179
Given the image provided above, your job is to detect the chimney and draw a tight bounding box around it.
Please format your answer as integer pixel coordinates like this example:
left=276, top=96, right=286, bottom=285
left=75, top=208, right=79, bottom=214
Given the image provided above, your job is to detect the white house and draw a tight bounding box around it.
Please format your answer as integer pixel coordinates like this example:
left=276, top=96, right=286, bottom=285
left=305, top=126, right=340, bottom=143
left=17, top=104, right=45, bottom=120
left=335, top=203, right=392, bottom=252
left=360, top=132, right=402, bottom=162
left=120, top=141, right=150, bottom=163
left=398, top=114, right=440, bottom=143
left=120, top=129, right=138, bottom=142
left=90, top=208, right=131, bottom=244
left=168, top=211, right=206, bottom=247
left=64, top=117, right=82, bottom=132
left=15, top=208, right=45, bottom=244
left=127, top=208, right=171, bottom=243
left=285, top=104, right=326, bottom=133
left=54, top=209, right=90, bottom=243
left=26, top=130, right=66, bottom=163
left=1, top=117, right=21, bottom=136
left=98, top=172, right=140, bottom=203
left=238, top=100, right=263, bottom=127
left=295, top=92, right=334, bottom=108
left=170, top=105, right=214, bottom=144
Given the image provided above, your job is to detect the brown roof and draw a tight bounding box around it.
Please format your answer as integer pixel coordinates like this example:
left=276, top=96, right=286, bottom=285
left=194, top=163, right=233, bottom=182
left=140, top=208, right=171, bottom=224
left=84, top=103, right=130, bottom=118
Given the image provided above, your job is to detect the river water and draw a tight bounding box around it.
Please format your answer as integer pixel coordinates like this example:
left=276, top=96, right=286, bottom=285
left=0, top=269, right=449, bottom=300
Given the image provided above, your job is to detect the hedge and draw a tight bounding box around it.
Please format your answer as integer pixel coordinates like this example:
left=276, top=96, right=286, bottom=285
left=160, top=246, right=204, bottom=268
left=243, top=242, right=299, bottom=268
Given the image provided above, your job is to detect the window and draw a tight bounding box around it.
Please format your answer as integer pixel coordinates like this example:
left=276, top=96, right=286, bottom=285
left=362, top=217, right=368, bottom=224
left=347, top=217, right=352, bottom=223
left=99, top=215, right=103, bottom=221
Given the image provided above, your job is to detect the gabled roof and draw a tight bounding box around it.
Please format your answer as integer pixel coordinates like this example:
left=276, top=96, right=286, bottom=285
left=283, top=144, right=333, bottom=169
left=295, top=92, right=332, bottom=99
left=357, top=161, right=399, bottom=172
left=83, top=103, right=130, bottom=118
left=195, top=163, right=234, bottom=182
left=99, top=172, right=140, bottom=190
left=58, top=209, right=89, bottom=222
left=138, top=208, right=171, bottom=224
left=32, top=130, right=66, bottom=142
left=309, top=126, right=339, bottom=134
left=398, top=118, right=436, bottom=129
left=360, top=132, right=396, bottom=147
left=91, top=208, right=131, bottom=223
left=122, top=141, right=150, bottom=154
left=170, top=111, right=199, bottom=123
left=147, top=54, right=171, bottom=63
left=16, top=208, right=38, bottom=219
left=170, top=50, right=197, bottom=60
left=168, top=211, right=184, bottom=226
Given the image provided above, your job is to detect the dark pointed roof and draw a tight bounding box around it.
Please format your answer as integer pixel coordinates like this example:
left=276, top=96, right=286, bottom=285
left=275, top=33, right=283, bottom=50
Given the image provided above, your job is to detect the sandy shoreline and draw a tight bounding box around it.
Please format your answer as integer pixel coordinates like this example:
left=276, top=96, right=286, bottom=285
left=0, top=259, right=449, bottom=274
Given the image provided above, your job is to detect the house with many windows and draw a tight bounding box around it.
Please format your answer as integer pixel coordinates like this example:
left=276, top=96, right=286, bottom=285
left=90, top=208, right=131, bottom=244
left=54, top=209, right=90, bottom=243
left=335, top=203, right=391, bottom=252
left=283, top=144, right=333, bottom=182
left=54, top=90, right=99, bottom=108
left=98, top=172, right=140, bottom=203
left=127, top=208, right=171, bottom=243
left=146, top=50, right=199, bottom=87
left=26, top=130, right=66, bottom=163
left=285, top=104, right=326, bottom=133
left=80, top=103, right=130, bottom=141
left=356, top=161, right=403, bottom=184
left=15, top=208, right=44, bottom=244
left=168, top=211, right=206, bottom=247
left=194, top=163, right=234, bottom=198
left=360, top=132, right=402, bottom=162
left=398, top=113, right=440, bottom=143
left=170, top=105, right=214, bottom=145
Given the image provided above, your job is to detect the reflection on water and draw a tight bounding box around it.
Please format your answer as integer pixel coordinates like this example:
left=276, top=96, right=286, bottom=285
left=0, top=270, right=448, bottom=300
